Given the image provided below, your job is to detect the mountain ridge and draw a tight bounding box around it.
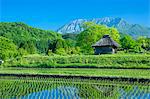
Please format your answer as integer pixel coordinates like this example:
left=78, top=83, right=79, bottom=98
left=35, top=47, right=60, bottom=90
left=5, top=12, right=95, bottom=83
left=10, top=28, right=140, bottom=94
left=57, top=17, right=150, bottom=38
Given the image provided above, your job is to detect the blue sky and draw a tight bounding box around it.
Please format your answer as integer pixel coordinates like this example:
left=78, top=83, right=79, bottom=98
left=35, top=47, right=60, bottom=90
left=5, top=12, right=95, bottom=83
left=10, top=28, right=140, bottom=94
left=0, top=0, right=150, bottom=30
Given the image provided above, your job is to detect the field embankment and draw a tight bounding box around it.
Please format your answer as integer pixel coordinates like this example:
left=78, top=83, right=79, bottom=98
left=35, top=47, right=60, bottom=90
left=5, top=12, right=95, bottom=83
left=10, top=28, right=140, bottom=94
left=0, top=68, right=150, bottom=79
left=1, top=54, right=150, bottom=69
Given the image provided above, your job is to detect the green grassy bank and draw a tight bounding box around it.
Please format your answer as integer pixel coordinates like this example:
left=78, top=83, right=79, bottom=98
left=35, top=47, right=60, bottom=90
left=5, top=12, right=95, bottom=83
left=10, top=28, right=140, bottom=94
left=1, top=54, right=150, bottom=69
left=0, top=68, right=150, bottom=79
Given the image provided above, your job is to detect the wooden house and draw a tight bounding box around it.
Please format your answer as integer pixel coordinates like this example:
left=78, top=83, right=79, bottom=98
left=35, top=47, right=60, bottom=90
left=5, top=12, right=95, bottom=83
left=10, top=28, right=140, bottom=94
left=92, top=35, right=119, bottom=54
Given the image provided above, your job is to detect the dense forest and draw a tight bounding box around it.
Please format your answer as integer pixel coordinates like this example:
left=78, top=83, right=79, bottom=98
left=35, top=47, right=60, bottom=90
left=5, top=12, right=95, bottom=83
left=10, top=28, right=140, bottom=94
left=0, top=22, right=150, bottom=60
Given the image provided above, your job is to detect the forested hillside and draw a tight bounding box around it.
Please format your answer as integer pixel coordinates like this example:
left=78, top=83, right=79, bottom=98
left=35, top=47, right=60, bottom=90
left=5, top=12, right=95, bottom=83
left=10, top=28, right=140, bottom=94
left=0, top=22, right=150, bottom=60
left=0, top=22, right=61, bottom=54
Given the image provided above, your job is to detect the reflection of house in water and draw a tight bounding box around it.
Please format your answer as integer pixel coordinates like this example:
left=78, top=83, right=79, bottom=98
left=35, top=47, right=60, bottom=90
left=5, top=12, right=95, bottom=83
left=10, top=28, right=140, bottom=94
left=92, top=35, right=119, bottom=55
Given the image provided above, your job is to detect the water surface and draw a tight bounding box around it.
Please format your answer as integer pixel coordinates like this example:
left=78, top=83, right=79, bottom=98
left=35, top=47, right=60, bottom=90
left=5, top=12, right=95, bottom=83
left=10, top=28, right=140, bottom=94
left=0, top=76, right=149, bottom=99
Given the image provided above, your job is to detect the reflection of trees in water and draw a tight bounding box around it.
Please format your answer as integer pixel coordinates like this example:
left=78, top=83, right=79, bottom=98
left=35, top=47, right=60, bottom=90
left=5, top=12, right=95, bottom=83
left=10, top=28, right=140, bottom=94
left=80, top=84, right=119, bottom=98
left=94, top=85, right=118, bottom=97
left=0, top=80, right=57, bottom=98
left=0, top=77, right=149, bottom=99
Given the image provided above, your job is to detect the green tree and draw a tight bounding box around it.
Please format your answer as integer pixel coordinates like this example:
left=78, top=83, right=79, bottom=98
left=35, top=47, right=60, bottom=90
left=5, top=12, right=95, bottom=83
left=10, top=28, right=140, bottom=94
left=65, top=39, right=76, bottom=47
left=120, top=35, right=136, bottom=52
left=0, top=36, right=18, bottom=60
left=137, top=37, right=150, bottom=52
left=145, top=38, right=150, bottom=51
left=19, top=41, right=37, bottom=54
left=55, top=48, right=67, bottom=55
left=48, top=39, right=67, bottom=53
left=77, top=22, right=120, bottom=54
left=18, top=48, right=28, bottom=56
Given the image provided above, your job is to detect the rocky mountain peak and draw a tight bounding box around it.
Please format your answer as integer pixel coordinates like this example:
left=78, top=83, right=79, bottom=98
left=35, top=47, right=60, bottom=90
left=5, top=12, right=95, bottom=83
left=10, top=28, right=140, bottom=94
left=57, top=17, right=150, bottom=38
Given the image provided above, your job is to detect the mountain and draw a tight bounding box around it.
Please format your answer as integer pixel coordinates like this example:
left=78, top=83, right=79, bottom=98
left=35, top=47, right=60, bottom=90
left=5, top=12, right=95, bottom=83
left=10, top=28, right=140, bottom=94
left=57, top=17, right=150, bottom=38
left=0, top=22, right=61, bottom=41
left=0, top=22, right=61, bottom=53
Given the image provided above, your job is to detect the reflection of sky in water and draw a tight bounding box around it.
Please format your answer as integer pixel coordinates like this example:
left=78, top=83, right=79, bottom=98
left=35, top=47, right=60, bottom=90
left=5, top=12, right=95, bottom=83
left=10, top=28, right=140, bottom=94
left=20, top=86, right=80, bottom=99
left=10, top=85, right=150, bottom=99
left=119, top=86, right=150, bottom=99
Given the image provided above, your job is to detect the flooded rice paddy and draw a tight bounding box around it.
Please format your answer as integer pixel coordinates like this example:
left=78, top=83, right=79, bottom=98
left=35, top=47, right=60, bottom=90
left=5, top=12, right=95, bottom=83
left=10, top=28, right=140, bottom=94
left=0, top=76, right=150, bottom=99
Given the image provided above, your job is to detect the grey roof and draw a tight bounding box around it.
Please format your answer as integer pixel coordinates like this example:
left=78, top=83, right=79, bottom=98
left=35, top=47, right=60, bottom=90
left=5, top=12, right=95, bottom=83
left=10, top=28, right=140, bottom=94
left=92, top=35, right=119, bottom=47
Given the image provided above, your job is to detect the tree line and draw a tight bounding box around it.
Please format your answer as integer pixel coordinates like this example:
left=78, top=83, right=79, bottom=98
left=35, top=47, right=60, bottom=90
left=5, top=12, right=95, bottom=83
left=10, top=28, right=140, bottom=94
left=0, top=22, right=150, bottom=60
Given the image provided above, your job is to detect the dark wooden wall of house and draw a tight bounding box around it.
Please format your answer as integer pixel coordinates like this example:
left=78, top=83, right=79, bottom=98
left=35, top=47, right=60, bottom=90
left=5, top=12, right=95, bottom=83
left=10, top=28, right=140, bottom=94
left=94, top=47, right=115, bottom=54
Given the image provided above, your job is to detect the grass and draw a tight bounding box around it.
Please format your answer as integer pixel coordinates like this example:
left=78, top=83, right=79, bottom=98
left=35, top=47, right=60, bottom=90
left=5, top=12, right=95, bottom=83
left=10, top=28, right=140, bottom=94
left=1, top=54, right=149, bottom=79
left=0, top=68, right=150, bottom=79
left=1, top=54, right=150, bottom=69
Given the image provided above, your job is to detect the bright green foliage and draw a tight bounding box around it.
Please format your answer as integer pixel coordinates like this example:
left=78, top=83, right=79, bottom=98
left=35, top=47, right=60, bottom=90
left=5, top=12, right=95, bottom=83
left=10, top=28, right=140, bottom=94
left=120, top=35, right=136, bottom=50
left=18, top=48, right=28, bottom=57
left=65, top=47, right=81, bottom=55
left=77, top=22, right=120, bottom=54
left=65, top=39, right=76, bottom=47
left=55, top=48, right=67, bottom=55
left=0, top=22, right=61, bottom=54
left=49, top=39, right=80, bottom=55
left=120, top=35, right=150, bottom=53
left=55, top=39, right=67, bottom=49
left=137, top=37, right=150, bottom=51
left=49, top=39, right=67, bottom=53
left=19, top=40, right=37, bottom=54
left=145, top=38, right=150, bottom=51
left=132, top=37, right=145, bottom=53
left=0, top=22, right=149, bottom=56
left=0, top=36, right=18, bottom=60
left=81, top=22, right=120, bottom=43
